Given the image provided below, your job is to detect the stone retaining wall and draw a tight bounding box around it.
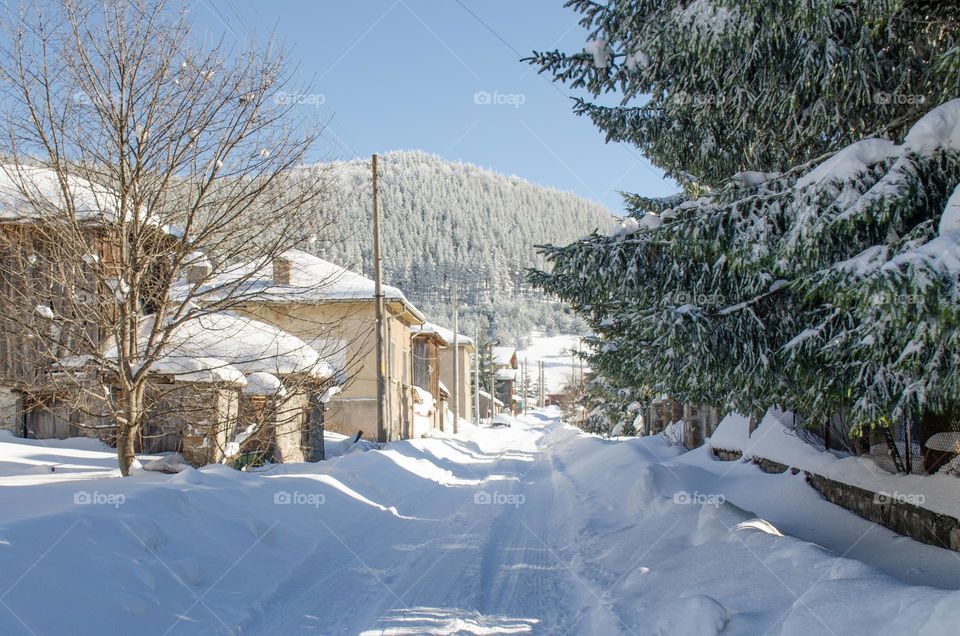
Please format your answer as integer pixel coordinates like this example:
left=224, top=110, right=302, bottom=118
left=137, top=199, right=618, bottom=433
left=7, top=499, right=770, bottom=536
left=712, top=447, right=743, bottom=461
left=750, top=454, right=960, bottom=552
left=754, top=457, right=793, bottom=474
left=804, top=472, right=960, bottom=551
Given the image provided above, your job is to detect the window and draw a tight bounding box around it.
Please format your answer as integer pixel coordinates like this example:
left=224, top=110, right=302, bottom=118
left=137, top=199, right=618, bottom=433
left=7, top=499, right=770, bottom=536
left=413, top=339, right=430, bottom=389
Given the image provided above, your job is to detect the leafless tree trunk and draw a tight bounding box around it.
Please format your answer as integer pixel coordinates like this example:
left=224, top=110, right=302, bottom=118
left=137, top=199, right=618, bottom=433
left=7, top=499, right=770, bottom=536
left=0, top=0, right=343, bottom=475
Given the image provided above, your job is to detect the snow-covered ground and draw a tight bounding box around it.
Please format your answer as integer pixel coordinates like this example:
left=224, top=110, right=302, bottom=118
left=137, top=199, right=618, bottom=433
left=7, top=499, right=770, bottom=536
left=516, top=333, right=589, bottom=393
left=1, top=412, right=959, bottom=635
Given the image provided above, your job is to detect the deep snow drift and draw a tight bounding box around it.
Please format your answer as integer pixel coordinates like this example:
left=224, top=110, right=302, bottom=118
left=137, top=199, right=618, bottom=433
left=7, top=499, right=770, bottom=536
left=0, top=411, right=958, bottom=635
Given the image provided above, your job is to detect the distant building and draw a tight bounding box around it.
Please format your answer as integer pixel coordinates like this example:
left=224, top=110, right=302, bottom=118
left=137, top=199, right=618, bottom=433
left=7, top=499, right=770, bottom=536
left=491, top=346, right=518, bottom=415
left=411, top=324, right=449, bottom=434
left=477, top=388, right=504, bottom=420
left=434, top=325, right=474, bottom=425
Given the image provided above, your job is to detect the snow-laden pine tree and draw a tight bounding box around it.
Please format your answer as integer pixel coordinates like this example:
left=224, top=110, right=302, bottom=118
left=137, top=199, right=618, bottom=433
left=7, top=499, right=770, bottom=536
left=527, top=0, right=960, bottom=435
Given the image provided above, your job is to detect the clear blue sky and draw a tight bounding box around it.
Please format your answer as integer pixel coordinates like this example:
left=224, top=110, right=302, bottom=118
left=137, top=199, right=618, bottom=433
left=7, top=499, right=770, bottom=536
left=191, top=0, right=677, bottom=213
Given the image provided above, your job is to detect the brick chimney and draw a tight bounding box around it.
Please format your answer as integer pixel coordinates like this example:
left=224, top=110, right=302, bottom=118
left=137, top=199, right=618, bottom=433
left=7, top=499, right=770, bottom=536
left=186, top=252, right=212, bottom=283
left=273, top=254, right=293, bottom=285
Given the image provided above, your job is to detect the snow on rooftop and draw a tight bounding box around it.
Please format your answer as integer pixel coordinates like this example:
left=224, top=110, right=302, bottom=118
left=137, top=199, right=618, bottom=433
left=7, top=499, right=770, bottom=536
left=144, top=355, right=248, bottom=387
left=180, top=250, right=423, bottom=320
left=492, top=347, right=515, bottom=366
left=277, top=250, right=406, bottom=299
left=476, top=388, right=504, bottom=406
left=243, top=371, right=287, bottom=397
left=0, top=164, right=118, bottom=223
left=0, top=165, right=182, bottom=237
left=165, top=312, right=331, bottom=378
left=102, top=311, right=332, bottom=384
left=411, top=323, right=451, bottom=346
left=416, top=323, right=473, bottom=347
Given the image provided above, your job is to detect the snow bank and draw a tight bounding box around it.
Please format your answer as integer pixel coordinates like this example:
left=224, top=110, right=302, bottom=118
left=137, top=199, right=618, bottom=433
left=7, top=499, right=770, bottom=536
left=1, top=411, right=958, bottom=634
left=741, top=409, right=960, bottom=518
left=707, top=412, right=750, bottom=451
left=655, top=595, right=728, bottom=636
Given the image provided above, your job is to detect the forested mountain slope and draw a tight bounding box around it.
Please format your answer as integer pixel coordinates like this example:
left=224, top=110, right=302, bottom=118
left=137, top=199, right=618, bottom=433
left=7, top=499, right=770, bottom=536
left=301, top=151, right=614, bottom=343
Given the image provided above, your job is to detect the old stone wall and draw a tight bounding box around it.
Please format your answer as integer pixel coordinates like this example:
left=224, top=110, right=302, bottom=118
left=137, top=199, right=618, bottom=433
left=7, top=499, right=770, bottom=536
left=712, top=448, right=743, bottom=461
left=749, top=453, right=960, bottom=552
left=804, top=472, right=960, bottom=551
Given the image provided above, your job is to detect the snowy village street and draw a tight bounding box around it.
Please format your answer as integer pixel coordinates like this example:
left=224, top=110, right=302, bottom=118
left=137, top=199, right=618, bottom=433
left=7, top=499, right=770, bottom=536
left=0, top=1, right=958, bottom=635
left=1, top=411, right=959, bottom=635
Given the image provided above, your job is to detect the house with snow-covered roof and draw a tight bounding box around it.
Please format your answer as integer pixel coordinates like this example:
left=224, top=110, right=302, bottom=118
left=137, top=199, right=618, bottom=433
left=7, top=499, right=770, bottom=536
left=42, top=310, right=335, bottom=466
left=108, top=311, right=334, bottom=465
left=434, top=325, right=475, bottom=425
left=491, top=346, right=518, bottom=415
left=0, top=164, right=182, bottom=440
left=0, top=165, right=339, bottom=467
left=410, top=323, right=449, bottom=434
left=477, top=388, right=504, bottom=420
left=183, top=249, right=426, bottom=442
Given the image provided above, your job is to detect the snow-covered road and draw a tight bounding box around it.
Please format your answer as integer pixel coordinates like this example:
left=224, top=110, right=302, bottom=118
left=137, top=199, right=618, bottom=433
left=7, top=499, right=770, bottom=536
left=1, top=410, right=959, bottom=635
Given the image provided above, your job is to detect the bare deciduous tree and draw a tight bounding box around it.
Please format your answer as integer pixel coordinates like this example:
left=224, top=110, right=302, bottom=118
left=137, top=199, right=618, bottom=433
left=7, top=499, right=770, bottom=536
left=0, top=0, right=342, bottom=474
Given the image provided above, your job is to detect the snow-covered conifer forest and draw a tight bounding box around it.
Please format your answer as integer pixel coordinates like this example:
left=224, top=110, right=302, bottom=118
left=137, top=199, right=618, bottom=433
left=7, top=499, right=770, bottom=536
left=300, top=151, right=612, bottom=344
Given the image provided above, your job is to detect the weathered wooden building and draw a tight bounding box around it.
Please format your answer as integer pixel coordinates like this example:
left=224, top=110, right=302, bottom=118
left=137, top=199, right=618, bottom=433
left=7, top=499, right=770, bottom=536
left=411, top=324, right=449, bottom=434
left=0, top=165, right=336, bottom=467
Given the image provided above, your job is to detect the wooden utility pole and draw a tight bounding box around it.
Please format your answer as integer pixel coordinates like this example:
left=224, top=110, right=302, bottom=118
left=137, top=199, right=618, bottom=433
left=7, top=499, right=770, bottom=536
left=489, top=344, right=496, bottom=420
left=521, top=358, right=527, bottom=415
left=372, top=154, right=387, bottom=443
left=452, top=298, right=459, bottom=434
left=539, top=360, right=545, bottom=408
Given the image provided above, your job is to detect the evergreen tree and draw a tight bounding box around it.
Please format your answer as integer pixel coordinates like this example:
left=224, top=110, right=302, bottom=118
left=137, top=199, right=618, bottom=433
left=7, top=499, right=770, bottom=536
left=472, top=333, right=496, bottom=412
left=526, top=0, right=959, bottom=189
left=528, top=1, right=960, bottom=435
left=578, top=372, right=643, bottom=437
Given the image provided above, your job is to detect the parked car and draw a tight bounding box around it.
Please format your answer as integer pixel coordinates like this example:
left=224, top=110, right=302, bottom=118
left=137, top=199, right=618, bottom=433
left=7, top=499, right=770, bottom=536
left=490, top=414, right=512, bottom=428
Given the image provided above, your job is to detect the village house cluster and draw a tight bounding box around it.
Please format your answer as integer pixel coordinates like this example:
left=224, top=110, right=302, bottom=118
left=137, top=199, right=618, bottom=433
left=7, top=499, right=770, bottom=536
left=0, top=164, right=516, bottom=467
